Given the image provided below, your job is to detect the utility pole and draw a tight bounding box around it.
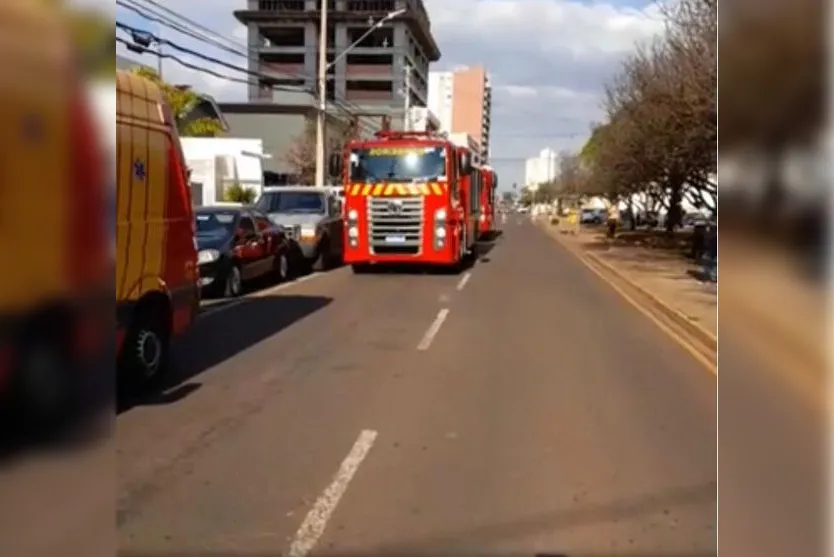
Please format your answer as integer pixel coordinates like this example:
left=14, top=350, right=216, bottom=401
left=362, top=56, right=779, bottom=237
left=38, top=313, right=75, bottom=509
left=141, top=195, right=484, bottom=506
left=314, top=0, right=329, bottom=186
left=403, top=64, right=411, bottom=131
left=157, top=28, right=163, bottom=78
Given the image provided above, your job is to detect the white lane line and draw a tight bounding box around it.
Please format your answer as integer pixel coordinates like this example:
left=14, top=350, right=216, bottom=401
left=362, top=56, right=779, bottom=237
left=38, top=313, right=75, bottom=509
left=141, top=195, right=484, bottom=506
left=287, top=429, right=378, bottom=557
left=456, top=271, right=471, bottom=291
left=417, top=308, right=450, bottom=351
left=199, top=272, right=326, bottom=318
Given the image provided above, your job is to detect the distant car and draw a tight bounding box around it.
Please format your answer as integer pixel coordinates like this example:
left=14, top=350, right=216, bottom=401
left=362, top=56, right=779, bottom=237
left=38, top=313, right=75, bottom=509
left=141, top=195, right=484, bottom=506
left=580, top=208, right=604, bottom=224
left=256, top=186, right=344, bottom=271
left=641, top=211, right=660, bottom=228
left=195, top=205, right=294, bottom=298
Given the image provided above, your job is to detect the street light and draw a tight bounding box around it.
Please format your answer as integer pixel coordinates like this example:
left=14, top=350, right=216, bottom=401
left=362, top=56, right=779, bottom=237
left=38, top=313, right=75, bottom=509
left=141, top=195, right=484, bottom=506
left=313, top=7, right=407, bottom=186
left=127, top=29, right=164, bottom=78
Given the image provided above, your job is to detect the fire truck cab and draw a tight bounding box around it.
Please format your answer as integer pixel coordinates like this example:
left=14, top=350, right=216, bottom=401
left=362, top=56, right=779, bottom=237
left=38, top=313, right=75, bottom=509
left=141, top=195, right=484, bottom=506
left=331, top=130, right=476, bottom=272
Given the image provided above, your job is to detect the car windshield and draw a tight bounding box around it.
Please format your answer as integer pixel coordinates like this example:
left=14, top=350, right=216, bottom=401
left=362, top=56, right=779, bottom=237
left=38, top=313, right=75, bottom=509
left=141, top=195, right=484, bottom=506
left=348, top=146, right=447, bottom=183
left=195, top=211, right=237, bottom=236
left=257, top=191, right=325, bottom=214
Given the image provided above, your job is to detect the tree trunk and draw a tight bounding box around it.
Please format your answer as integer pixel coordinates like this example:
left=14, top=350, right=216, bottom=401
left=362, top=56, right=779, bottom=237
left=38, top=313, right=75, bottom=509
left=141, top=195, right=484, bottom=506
left=665, top=178, right=683, bottom=233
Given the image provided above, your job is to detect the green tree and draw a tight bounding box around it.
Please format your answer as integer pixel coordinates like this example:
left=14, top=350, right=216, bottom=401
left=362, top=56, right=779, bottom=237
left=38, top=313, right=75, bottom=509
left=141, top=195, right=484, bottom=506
left=501, top=191, right=516, bottom=204
left=223, top=183, right=257, bottom=204
left=129, top=67, right=224, bottom=137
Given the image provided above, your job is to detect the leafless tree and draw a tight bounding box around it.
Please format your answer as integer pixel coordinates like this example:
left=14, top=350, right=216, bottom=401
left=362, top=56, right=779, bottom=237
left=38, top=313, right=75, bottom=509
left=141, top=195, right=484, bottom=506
left=576, top=0, right=717, bottom=230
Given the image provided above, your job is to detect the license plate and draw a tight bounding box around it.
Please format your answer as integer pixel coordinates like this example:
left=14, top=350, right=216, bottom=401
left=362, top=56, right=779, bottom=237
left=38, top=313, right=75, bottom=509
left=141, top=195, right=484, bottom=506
left=385, top=235, right=406, bottom=243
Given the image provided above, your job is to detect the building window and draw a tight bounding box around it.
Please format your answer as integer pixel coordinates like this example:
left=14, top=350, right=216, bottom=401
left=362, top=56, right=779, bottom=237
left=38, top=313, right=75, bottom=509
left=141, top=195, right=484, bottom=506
left=258, top=1, right=304, bottom=11
left=346, top=1, right=395, bottom=11
left=260, top=27, right=305, bottom=47
left=346, top=26, right=393, bottom=48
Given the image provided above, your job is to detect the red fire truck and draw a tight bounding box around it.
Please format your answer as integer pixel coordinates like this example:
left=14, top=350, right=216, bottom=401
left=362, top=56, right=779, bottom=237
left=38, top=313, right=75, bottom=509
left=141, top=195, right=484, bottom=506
left=332, top=130, right=477, bottom=273
left=478, top=166, right=498, bottom=239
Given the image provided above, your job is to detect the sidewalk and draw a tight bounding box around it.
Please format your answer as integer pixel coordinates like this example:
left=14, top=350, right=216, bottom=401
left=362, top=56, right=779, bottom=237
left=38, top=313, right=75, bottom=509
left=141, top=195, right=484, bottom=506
left=543, top=223, right=717, bottom=337
left=542, top=221, right=826, bottom=378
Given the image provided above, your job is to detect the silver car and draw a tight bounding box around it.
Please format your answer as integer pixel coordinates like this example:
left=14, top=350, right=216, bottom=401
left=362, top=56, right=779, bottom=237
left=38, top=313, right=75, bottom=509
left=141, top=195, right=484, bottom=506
left=255, top=186, right=344, bottom=271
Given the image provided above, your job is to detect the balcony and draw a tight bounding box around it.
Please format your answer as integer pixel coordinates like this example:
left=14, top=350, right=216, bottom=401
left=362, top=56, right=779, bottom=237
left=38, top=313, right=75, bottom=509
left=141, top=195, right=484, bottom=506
left=261, top=62, right=307, bottom=77
left=345, top=63, right=393, bottom=77
left=345, top=89, right=393, bottom=101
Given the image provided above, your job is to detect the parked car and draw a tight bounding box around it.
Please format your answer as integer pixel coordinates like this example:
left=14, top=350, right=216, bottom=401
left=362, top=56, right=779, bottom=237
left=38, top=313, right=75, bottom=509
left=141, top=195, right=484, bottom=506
left=580, top=208, right=605, bottom=224
left=256, top=186, right=344, bottom=271
left=195, top=205, right=294, bottom=298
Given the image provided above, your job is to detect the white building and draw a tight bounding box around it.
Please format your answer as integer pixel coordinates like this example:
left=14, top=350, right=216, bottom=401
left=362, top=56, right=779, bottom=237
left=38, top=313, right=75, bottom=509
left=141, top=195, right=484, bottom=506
left=427, top=71, right=454, bottom=132
left=427, top=66, right=492, bottom=161
left=524, top=148, right=559, bottom=186
left=180, top=138, right=271, bottom=206
left=405, top=106, right=441, bottom=132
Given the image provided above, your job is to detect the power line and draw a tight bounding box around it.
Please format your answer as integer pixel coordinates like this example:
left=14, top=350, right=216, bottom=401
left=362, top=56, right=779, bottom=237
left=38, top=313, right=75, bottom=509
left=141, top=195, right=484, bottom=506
left=118, top=0, right=248, bottom=60
left=126, top=0, right=385, bottom=119
left=118, top=0, right=382, bottom=125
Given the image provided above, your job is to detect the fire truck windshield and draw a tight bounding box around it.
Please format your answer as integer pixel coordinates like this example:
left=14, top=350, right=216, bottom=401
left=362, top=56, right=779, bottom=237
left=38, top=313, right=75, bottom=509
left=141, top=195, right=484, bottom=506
left=349, top=146, right=446, bottom=182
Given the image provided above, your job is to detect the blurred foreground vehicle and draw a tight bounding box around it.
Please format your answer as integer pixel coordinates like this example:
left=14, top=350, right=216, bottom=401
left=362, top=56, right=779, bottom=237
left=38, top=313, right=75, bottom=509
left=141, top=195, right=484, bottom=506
left=0, top=3, right=111, bottom=430
left=115, top=70, right=199, bottom=389
left=195, top=205, right=295, bottom=297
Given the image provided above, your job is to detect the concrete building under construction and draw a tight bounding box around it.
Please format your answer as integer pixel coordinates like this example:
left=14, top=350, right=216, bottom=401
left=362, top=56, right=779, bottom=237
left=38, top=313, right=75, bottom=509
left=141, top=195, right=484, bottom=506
left=235, top=0, right=441, bottom=120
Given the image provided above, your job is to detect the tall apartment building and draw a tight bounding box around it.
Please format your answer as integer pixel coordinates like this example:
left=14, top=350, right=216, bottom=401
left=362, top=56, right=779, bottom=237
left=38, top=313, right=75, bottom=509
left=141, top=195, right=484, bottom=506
left=235, top=0, right=440, bottom=120
left=427, top=65, right=492, bottom=162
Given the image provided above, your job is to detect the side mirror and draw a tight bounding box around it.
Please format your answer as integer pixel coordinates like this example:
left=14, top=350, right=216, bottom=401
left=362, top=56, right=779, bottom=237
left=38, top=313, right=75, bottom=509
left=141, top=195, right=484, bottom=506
left=328, top=153, right=342, bottom=178
left=460, top=154, right=473, bottom=175
left=236, top=228, right=255, bottom=241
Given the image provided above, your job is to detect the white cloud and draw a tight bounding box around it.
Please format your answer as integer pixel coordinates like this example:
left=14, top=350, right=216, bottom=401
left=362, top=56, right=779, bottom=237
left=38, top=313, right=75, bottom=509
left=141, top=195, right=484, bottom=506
left=499, top=85, right=540, bottom=99
left=425, top=0, right=663, bottom=55
left=115, top=0, right=664, bottom=185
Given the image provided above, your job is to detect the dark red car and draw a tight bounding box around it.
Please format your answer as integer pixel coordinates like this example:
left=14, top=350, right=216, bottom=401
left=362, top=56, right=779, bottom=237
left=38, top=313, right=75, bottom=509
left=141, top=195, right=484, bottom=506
left=194, top=205, right=296, bottom=298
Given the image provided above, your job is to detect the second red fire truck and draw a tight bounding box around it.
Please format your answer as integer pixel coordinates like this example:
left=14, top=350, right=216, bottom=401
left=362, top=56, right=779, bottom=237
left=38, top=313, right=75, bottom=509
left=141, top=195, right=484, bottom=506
left=331, top=130, right=479, bottom=273
left=478, top=165, right=498, bottom=240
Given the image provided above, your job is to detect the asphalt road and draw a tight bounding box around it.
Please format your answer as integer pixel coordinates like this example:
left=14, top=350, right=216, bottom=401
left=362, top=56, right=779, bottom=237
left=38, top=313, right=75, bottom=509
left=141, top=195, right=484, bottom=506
left=111, top=218, right=716, bottom=557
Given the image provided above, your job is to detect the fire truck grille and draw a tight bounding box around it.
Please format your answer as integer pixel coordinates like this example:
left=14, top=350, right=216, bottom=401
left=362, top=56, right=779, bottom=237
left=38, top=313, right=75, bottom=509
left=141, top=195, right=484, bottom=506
left=367, top=196, right=423, bottom=255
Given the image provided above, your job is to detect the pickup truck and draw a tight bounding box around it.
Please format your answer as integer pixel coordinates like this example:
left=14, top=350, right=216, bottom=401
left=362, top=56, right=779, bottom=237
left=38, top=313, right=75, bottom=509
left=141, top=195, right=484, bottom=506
left=255, top=186, right=344, bottom=271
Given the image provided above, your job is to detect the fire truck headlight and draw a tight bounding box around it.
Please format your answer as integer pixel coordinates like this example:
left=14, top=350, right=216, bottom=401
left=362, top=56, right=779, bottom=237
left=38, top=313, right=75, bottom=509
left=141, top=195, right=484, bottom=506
left=435, top=226, right=446, bottom=239
left=348, top=209, right=358, bottom=221
left=434, top=208, right=447, bottom=221
left=348, top=226, right=359, bottom=238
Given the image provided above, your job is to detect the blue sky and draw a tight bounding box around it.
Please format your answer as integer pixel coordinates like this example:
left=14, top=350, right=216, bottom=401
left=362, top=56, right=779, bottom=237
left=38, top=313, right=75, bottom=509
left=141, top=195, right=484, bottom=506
left=108, top=0, right=664, bottom=187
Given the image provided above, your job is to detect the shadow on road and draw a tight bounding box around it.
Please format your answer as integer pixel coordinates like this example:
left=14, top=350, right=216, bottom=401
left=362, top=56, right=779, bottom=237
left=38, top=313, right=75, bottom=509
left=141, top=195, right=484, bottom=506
left=117, top=294, right=332, bottom=414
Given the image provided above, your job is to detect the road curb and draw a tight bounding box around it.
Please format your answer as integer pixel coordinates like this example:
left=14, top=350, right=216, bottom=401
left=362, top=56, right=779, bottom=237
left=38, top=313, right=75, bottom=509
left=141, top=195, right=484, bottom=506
left=541, top=223, right=717, bottom=366
left=583, top=249, right=717, bottom=350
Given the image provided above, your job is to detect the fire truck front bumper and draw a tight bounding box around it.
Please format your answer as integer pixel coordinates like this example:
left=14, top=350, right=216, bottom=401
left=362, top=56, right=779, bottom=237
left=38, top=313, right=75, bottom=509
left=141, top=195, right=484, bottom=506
left=344, top=229, right=460, bottom=266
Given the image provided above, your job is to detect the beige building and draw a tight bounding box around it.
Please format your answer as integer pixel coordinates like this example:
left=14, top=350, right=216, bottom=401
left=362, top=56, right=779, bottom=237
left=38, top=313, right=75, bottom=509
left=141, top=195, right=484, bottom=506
left=427, top=65, right=492, bottom=161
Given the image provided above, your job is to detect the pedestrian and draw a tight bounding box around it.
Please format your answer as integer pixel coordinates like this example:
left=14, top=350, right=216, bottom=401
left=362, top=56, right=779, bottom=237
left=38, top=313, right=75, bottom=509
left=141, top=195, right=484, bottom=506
left=606, top=202, right=619, bottom=238
left=702, top=221, right=717, bottom=282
